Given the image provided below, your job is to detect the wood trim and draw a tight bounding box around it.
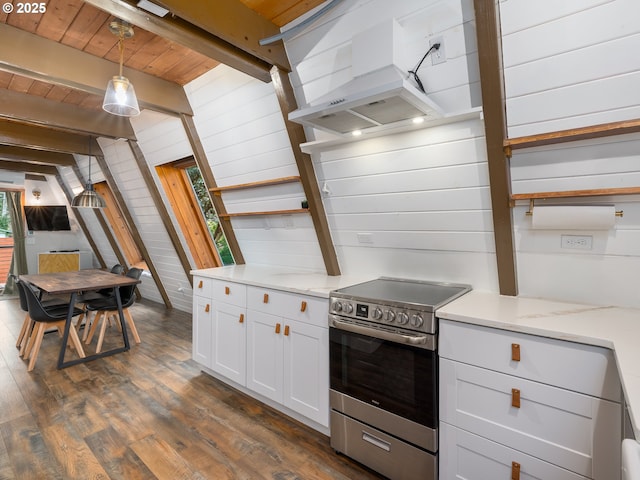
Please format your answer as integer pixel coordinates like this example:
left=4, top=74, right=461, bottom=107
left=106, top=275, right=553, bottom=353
left=270, top=66, right=341, bottom=276
left=210, top=176, right=301, bottom=194
left=474, top=0, right=517, bottom=296
left=155, top=161, right=222, bottom=270
left=504, top=119, right=640, bottom=152
left=0, top=145, right=75, bottom=166
left=93, top=150, right=173, bottom=309
left=0, top=160, right=58, bottom=176
left=511, top=187, right=640, bottom=201
left=220, top=209, right=309, bottom=219
left=180, top=114, right=245, bottom=265
left=0, top=119, right=95, bottom=155
left=55, top=173, right=107, bottom=270
left=129, top=141, right=198, bottom=285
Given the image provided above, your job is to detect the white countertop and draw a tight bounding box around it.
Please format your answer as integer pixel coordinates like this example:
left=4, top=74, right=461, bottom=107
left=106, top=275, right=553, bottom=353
left=191, top=265, right=375, bottom=298
left=437, top=291, right=640, bottom=439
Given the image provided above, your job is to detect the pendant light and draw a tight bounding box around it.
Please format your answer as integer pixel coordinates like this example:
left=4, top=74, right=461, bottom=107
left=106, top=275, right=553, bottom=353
left=72, top=137, right=106, bottom=209
left=102, top=19, right=140, bottom=117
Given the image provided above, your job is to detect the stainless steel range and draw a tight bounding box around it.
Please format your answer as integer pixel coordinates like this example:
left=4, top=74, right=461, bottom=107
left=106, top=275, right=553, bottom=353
left=328, top=277, right=471, bottom=480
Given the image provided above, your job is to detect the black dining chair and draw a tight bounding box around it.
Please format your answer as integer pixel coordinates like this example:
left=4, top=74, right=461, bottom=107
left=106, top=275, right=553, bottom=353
left=12, top=275, right=69, bottom=357
left=77, top=264, right=125, bottom=340
left=18, top=279, right=86, bottom=372
left=84, top=267, right=143, bottom=353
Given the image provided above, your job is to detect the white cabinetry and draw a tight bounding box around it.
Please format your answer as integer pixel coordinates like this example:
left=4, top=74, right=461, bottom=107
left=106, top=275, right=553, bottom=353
left=246, top=286, right=329, bottom=427
left=439, top=319, right=622, bottom=480
left=191, top=275, right=329, bottom=430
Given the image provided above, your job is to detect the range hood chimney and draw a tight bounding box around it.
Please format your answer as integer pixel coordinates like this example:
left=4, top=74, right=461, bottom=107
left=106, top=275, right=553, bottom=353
left=289, top=20, right=443, bottom=136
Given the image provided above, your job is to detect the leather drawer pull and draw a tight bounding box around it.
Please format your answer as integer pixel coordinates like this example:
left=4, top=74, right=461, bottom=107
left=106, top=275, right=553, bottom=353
left=275, top=323, right=281, bottom=334
left=263, top=293, right=269, bottom=303
left=225, top=286, right=230, bottom=295
left=511, top=461, right=520, bottom=480
left=300, top=301, right=307, bottom=312
left=239, top=314, right=244, bottom=323
left=198, top=280, right=203, bottom=289
left=511, top=343, right=520, bottom=361
left=205, top=304, right=210, bottom=313
left=511, top=388, right=521, bottom=408
left=284, top=325, right=290, bottom=336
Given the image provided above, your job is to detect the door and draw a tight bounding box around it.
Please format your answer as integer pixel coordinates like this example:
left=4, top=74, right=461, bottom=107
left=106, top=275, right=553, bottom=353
left=211, top=302, right=246, bottom=385
left=246, top=310, right=283, bottom=402
left=192, top=295, right=212, bottom=366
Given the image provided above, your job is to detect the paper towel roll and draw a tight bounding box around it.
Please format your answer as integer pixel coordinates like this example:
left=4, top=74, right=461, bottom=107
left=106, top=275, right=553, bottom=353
left=531, top=205, right=616, bottom=230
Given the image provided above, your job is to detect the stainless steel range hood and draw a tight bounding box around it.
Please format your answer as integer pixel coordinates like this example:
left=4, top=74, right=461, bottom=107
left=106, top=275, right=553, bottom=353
left=288, top=20, right=444, bottom=136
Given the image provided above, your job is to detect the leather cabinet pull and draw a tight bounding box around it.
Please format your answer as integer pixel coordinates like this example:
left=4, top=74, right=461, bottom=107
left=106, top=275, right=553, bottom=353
left=300, top=301, right=307, bottom=312
left=511, top=462, right=520, bottom=480
left=198, top=280, right=203, bottom=289
left=275, top=323, right=281, bottom=334
left=512, top=343, right=521, bottom=361
left=239, top=314, right=244, bottom=323
left=205, top=304, right=210, bottom=313
left=225, top=286, right=230, bottom=295
left=511, top=388, right=521, bottom=408
left=263, top=293, right=269, bottom=303
left=284, top=325, right=290, bottom=336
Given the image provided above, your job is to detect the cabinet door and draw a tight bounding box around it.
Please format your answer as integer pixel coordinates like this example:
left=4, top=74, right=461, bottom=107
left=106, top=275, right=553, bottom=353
left=211, top=303, right=246, bottom=386
left=247, top=310, right=283, bottom=403
left=192, top=295, right=212, bottom=367
left=283, top=319, right=329, bottom=427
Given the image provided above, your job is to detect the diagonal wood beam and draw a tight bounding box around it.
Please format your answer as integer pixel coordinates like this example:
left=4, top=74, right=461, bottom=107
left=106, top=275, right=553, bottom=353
left=149, top=0, right=290, bottom=72
left=474, top=0, right=517, bottom=296
left=0, top=145, right=75, bottom=166
left=0, top=23, right=192, bottom=115
left=83, top=0, right=273, bottom=83
left=0, top=89, right=135, bottom=140
left=270, top=66, right=340, bottom=276
left=0, top=120, right=98, bottom=155
left=0, top=160, right=58, bottom=176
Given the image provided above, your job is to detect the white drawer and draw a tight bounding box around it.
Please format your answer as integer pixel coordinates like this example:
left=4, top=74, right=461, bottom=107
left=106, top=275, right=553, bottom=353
left=440, top=422, right=589, bottom=480
left=211, top=279, right=246, bottom=306
left=439, top=319, right=621, bottom=402
left=247, top=287, right=327, bottom=327
left=193, top=276, right=212, bottom=299
left=440, top=358, right=622, bottom=479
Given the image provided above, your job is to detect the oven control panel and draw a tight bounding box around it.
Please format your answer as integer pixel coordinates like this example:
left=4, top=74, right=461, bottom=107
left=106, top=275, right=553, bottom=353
left=330, top=297, right=435, bottom=334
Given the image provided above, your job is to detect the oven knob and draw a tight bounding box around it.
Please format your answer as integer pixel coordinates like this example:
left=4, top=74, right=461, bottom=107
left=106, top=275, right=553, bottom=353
left=372, top=307, right=383, bottom=320
left=344, top=303, right=354, bottom=314
left=397, top=312, right=409, bottom=325
left=384, top=310, right=396, bottom=322
left=332, top=301, right=343, bottom=312
left=410, top=313, right=424, bottom=328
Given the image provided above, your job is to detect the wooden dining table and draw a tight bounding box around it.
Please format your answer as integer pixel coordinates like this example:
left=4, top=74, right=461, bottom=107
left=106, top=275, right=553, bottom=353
left=19, top=269, right=141, bottom=369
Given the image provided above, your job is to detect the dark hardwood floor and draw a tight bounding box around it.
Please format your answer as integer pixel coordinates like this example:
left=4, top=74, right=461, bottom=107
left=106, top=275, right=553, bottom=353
left=0, top=297, right=384, bottom=479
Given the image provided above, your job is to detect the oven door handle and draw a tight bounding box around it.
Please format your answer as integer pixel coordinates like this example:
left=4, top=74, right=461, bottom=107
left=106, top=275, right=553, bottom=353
left=329, top=317, right=436, bottom=350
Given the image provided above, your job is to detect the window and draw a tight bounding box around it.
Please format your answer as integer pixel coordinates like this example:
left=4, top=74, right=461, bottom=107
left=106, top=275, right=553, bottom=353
left=156, top=159, right=233, bottom=268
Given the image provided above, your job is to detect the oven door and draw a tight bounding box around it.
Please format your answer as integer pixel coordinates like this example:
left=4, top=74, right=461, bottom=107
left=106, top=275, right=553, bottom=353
left=329, top=315, right=438, bottom=431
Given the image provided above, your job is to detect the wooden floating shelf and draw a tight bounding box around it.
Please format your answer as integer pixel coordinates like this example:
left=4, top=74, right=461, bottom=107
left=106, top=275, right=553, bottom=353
left=504, top=118, right=640, bottom=153
left=511, top=186, right=640, bottom=203
left=210, top=176, right=301, bottom=195
left=219, top=208, right=309, bottom=219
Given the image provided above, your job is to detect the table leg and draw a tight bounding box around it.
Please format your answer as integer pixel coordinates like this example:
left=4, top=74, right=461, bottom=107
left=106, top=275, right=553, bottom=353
left=115, top=286, right=130, bottom=350
left=57, top=292, right=77, bottom=369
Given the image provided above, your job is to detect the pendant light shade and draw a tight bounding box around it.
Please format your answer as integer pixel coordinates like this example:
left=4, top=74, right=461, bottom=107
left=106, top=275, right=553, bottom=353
left=102, top=19, right=140, bottom=117
left=72, top=137, right=106, bottom=209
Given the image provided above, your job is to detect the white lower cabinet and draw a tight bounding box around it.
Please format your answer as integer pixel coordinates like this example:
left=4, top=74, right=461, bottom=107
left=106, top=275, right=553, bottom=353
left=192, top=276, right=329, bottom=430
left=439, top=319, right=622, bottom=480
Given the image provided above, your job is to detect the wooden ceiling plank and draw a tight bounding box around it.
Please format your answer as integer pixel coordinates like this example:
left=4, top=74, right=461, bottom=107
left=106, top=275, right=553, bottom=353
left=0, top=160, right=58, bottom=176
left=152, top=0, right=290, bottom=71
left=0, top=23, right=193, bottom=115
left=62, top=4, right=111, bottom=50
left=0, top=120, right=95, bottom=155
left=0, top=145, right=75, bottom=166
left=0, top=89, right=136, bottom=139
left=35, top=0, right=84, bottom=42
left=82, top=0, right=272, bottom=82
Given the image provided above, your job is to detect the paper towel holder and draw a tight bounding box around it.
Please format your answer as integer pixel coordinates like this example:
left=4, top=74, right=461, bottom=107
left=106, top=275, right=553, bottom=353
left=524, top=199, right=623, bottom=217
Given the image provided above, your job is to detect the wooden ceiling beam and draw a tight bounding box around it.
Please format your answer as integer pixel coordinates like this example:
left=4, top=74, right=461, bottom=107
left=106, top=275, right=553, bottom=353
left=0, top=120, right=99, bottom=155
left=149, top=0, right=290, bottom=72
left=0, top=145, right=75, bottom=166
left=83, top=0, right=274, bottom=83
left=0, top=160, right=58, bottom=176
left=0, top=23, right=192, bottom=115
left=0, top=89, right=135, bottom=140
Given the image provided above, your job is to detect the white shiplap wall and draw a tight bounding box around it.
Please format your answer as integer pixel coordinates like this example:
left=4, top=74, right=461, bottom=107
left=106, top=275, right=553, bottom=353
left=501, top=0, right=640, bottom=307
left=184, top=64, right=326, bottom=271
left=284, top=0, right=495, bottom=287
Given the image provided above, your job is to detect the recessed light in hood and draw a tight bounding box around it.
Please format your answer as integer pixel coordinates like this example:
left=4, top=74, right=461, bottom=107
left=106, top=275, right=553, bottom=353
left=289, top=20, right=444, bottom=136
